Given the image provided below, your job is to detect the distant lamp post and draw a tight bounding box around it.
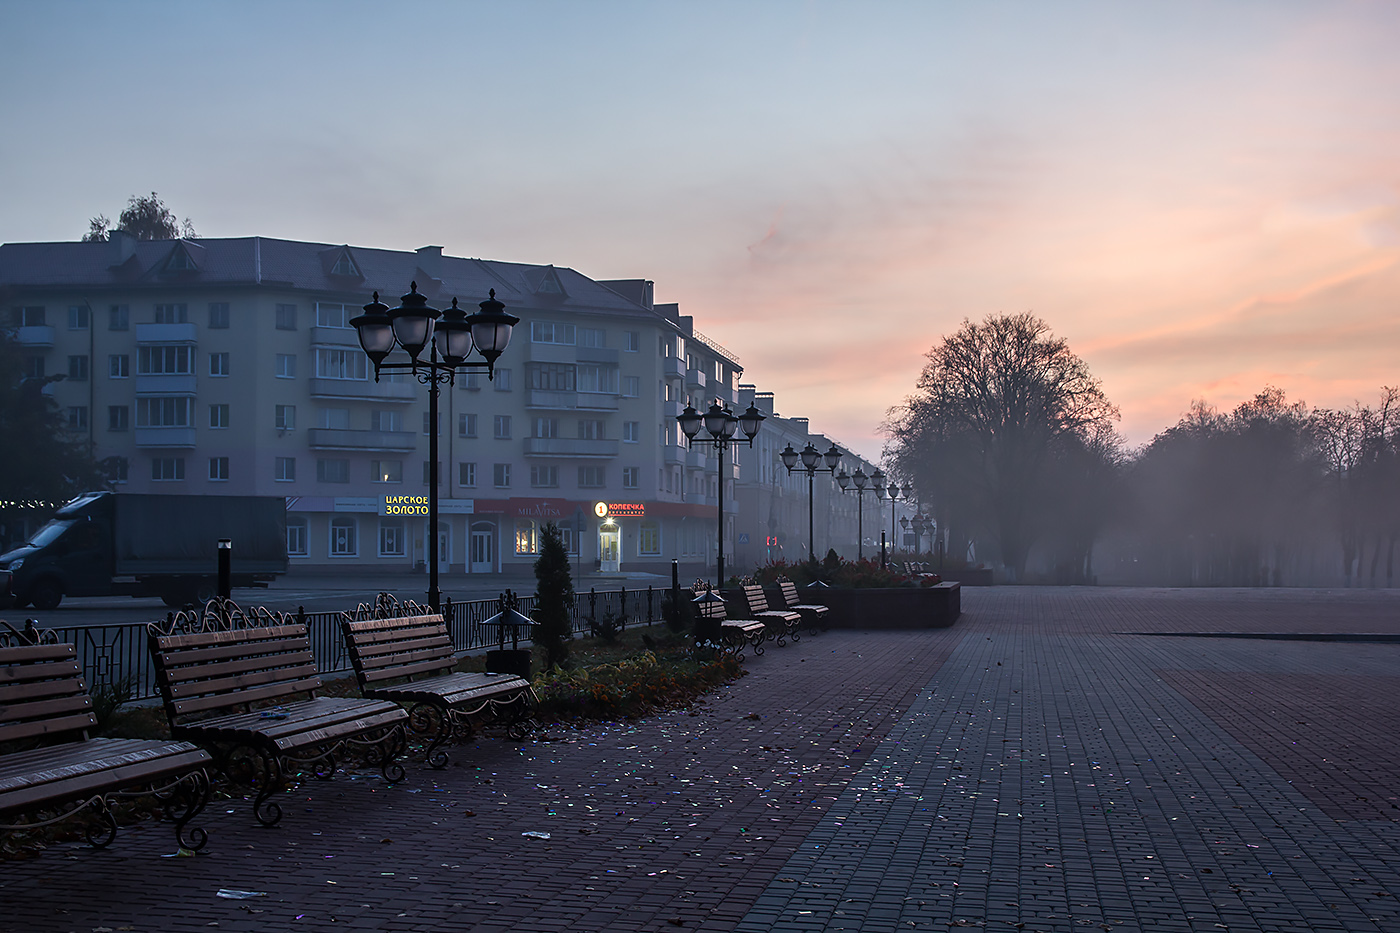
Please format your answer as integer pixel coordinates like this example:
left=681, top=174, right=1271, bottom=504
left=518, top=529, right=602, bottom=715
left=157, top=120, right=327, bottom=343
left=677, top=400, right=765, bottom=586
left=779, top=440, right=843, bottom=566
left=836, top=466, right=883, bottom=560
left=350, top=283, right=519, bottom=612
left=875, top=481, right=903, bottom=569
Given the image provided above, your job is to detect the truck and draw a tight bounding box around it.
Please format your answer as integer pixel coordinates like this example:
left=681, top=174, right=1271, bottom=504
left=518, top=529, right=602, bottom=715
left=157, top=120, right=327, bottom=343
left=0, top=492, right=288, bottom=610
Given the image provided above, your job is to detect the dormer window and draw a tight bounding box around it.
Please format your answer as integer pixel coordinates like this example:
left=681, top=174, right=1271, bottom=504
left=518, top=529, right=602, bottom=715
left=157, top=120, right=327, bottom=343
left=328, top=246, right=362, bottom=278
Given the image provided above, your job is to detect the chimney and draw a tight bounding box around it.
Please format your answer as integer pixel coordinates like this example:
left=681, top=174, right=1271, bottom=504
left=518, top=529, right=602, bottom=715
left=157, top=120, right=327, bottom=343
left=108, top=229, right=135, bottom=266
left=415, top=245, right=443, bottom=282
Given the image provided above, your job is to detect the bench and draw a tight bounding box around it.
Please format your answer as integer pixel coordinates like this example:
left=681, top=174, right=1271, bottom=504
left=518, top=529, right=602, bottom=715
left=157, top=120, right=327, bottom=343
left=341, top=604, right=536, bottom=769
left=692, top=589, right=768, bottom=661
left=1, top=638, right=212, bottom=851
left=738, top=584, right=803, bottom=646
left=776, top=580, right=830, bottom=634
left=147, top=601, right=409, bottom=827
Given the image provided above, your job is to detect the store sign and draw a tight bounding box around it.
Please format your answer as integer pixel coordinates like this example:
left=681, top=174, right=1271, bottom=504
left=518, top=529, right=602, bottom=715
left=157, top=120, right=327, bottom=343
left=598, top=501, right=645, bottom=518
left=379, top=496, right=474, bottom=516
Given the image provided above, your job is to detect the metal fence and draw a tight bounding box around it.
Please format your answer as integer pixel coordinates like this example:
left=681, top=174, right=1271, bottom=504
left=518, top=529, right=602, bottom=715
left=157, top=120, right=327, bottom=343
left=44, top=585, right=665, bottom=702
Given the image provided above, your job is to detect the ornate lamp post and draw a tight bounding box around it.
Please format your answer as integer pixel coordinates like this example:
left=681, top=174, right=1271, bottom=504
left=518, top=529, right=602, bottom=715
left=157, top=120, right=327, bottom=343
left=350, top=282, right=519, bottom=612
left=900, top=515, right=912, bottom=554
left=835, top=466, right=883, bottom=560
left=677, top=400, right=765, bottom=586
left=875, top=480, right=903, bottom=569
left=779, top=440, right=843, bottom=565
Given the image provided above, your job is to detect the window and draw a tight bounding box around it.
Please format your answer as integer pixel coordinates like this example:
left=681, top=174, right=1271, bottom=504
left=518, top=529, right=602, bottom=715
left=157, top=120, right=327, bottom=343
left=208, top=302, right=230, bottom=328
left=66, top=406, right=88, bottom=430
left=209, top=404, right=230, bottom=428
left=287, top=518, right=308, bottom=556
left=577, top=364, right=618, bottom=394
left=533, top=417, right=558, bottom=438
left=151, top=457, right=185, bottom=481
left=24, top=357, right=44, bottom=380
left=209, top=352, right=230, bottom=376
left=623, top=421, right=639, bottom=443
left=457, top=413, right=477, bottom=437
left=315, top=348, right=367, bottom=380
left=136, top=397, right=192, bottom=427
left=639, top=520, right=661, bottom=556
left=530, top=465, right=559, bottom=488
left=138, top=345, right=193, bottom=375
left=275, top=303, right=297, bottom=330
left=530, top=321, right=575, bottom=345
left=372, top=410, right=402, bottom=432
left=109, top=354, right=129, bottom=378
left=108, top=305, right=129, bottom=331
left=528, top=363, right=576, bottom=391
left=493, top=463, right=511, bottom=488
left=624, top=331, right=640, bottom=352
left=514, top=519, right=538, bottom=555
left=275, top=457, right=296, bottom=482
left=275, top=405, right=295, bottom=430
left=459, top=462, right=477, bottom=488
left=494, top=415, right=512, bottom=439
left=579, top=327, right=606, bottom=348
left=622, top=466, right=640, bottom=489
left=494, top=369, right=512, bottom=391
left=68, top=355, right=89, bottom=381
left=153, top=303, right=188, bottom=324
left=108, top=405, right=129, bottom=431
left=379, top=520, right=405, bottom=557
left=371, top=460, right=403, bottom=483
left=318, top=408, right=349, bottom=429
left=578, top=419, right=605, bottom=440
left=104, top=457, right=129, bottom=484
left=329, top=517, right=357, bottom=556
left=276, top=354, right=296, bottom=378
left=16, top=306, right=45, bottom=326
left=209, top=457, right=229, bottom=481
left=315, top=302, right=351, bottom=328
left=422, top=411, right=440, bottom=435
left=68, top=305, right=89, bottom=330
left=622, top=375, right=640, bottom=397
left=422, top=461, right=442, bottom=486
left=578, top=465, right=605, bottom=488
left=331, top=253, right=359, bottom=276
left=461, top=372, right=481, bottom=391
left=317, top=459, right=349, bottom=483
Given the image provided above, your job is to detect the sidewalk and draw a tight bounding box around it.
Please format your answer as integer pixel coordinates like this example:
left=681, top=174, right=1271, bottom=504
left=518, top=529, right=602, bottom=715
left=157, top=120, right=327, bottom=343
left=3, top=586, right=1400, bottom=932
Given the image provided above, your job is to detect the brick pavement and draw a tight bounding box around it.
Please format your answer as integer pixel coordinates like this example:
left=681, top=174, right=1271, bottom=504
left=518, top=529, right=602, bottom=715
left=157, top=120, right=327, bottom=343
left=3, top=587, right=1400, bottom=933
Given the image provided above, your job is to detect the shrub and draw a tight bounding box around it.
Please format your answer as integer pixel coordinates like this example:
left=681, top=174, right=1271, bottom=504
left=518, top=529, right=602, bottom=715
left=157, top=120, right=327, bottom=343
left=532, top=521, right=574, bottom=671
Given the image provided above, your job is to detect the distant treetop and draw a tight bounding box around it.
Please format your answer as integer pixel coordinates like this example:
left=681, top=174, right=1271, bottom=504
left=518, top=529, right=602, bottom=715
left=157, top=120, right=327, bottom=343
left=83, top=192, right=197, bottom=242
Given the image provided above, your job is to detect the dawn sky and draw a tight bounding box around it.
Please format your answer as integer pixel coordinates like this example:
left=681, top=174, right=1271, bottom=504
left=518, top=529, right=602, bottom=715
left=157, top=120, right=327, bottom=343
left=3, top=0, right=1398, bottom=461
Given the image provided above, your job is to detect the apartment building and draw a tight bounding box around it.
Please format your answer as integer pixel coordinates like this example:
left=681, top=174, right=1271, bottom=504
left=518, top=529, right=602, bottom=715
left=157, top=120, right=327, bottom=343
left=0, top=233, right=884, bottom=580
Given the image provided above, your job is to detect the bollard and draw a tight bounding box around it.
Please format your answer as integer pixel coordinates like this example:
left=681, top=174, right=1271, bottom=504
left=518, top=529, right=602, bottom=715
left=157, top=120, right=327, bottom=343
left=217, top=538, right=232, bottom=599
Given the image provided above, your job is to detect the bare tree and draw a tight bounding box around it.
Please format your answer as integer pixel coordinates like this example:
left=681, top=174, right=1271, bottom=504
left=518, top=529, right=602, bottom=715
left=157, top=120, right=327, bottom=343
left=885, top=312, right=1119, bottom=579
left=82, top=192, right=196, bottom=242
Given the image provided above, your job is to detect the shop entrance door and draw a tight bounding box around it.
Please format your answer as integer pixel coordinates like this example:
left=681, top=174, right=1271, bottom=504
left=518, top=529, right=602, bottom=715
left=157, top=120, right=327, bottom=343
left=599, top=525, right=620, bottom=572
left=470, top=522, right=494, bottom=573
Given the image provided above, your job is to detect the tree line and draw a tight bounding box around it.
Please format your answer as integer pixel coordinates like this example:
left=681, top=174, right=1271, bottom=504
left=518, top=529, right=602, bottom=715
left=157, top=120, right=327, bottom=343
left=884, top=313, right=1399, bottom=587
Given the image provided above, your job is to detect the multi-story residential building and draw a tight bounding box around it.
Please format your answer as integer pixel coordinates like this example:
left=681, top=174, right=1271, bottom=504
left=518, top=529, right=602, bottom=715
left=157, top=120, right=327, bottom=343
left=1, top=233, right=880, bottom=580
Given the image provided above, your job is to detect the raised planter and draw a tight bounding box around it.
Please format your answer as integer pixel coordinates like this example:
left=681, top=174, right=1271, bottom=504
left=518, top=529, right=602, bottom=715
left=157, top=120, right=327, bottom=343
left=794, top=582, right=961, bottom=629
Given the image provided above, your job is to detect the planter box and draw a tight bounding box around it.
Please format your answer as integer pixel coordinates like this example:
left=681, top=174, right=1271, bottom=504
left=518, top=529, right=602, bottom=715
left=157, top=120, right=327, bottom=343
left=806, top=582, right=961, bottom=629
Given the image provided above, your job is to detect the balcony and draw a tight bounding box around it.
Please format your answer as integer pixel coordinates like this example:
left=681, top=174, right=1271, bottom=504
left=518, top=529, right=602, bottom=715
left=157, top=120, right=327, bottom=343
left=310, top=326, right=358, bottom=346
left=135, top=323, right=197, bottom=344
left=522, top=437, right=618, bottom=458
left=711, top=382, right=735, bottom=406
left=663, top=445, right=685, bottom=465
left=576, top=345, right=618, bottom=364
left=15, top=325, right=54, bottom=347
left=309, top=378, right=416, bottom=401
left=576, top=392, right=618, bottom=411
left=663, top=357, right=685, bottom=380
left=525, top=342, right=577, bottom=364
left=663, top=399, right=683, bottom=420
left=687, top=448, right=707, bottom=468
left=526, top=389, right=577, bottom=410
left=686, top=368, right=707, bottom=390
left=135, top=426, right=197, bottom=448
left=307, top=428, right=417, bottom=451
left=135, top=374, right=197, bottom=395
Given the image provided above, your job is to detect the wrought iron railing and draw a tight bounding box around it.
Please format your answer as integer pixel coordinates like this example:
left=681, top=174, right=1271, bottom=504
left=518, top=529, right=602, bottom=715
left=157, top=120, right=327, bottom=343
left=41, top=586, right=665, bottom=702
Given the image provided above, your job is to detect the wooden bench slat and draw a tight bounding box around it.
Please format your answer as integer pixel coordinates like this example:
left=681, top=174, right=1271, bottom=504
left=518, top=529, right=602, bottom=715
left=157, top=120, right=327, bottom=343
left=0, top=742, right=211, bottom=816
left=170, top=675, right=323, bottom=718
left=165, top=661, right=320, bottom=701
left=359, top=656, right=456, bottom=684
left=0, top=676, right=89, bottom=705
left=0, top=711, right=100, bottom=745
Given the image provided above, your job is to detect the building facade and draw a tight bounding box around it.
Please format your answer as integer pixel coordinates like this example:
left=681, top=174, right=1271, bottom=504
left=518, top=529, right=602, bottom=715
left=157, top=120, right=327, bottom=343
left=0, top=233, right=887, bottom=581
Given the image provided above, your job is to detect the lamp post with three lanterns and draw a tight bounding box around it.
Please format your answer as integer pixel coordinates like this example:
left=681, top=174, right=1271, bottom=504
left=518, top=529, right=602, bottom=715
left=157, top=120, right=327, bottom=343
left=779, top=440, right=843, bottom=566
left=875, top=480, right=904, bottom=569
left=350, top=282, right=519, bottom=612
left=677, top=400, right=766, bottom=587
left=835, top=466, right=884, bottom=561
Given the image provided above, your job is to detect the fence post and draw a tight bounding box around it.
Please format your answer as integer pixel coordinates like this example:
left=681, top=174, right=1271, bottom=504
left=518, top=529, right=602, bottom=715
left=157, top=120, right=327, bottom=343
left=620, top=586, right=628, bottom=628
left=589, top=587, right=597, bottom=627
left=647, top=585, right=654, bottom=622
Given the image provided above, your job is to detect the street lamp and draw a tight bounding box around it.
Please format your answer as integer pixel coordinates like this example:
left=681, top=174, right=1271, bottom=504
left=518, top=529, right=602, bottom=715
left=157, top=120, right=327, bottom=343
left=835, top=466, right=883, bottom=560
left=350, top=282, right=519, bottom=612
left=779, top=440, right=843, bottom=566
left=875, top=480, right=903, bottom=569
left=677, top=400, right=765, bottom=586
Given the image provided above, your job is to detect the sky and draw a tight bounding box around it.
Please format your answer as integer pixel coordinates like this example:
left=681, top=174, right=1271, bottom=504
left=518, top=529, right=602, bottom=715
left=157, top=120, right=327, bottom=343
left=3, top=0, right=1399, bottom=461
